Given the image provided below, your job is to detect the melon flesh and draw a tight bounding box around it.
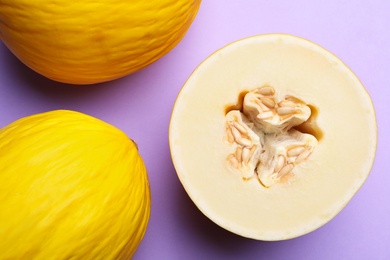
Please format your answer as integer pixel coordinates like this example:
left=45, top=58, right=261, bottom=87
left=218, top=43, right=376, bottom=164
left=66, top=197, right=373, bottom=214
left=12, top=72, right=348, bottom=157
left=169, top=34, right=377, bottom=240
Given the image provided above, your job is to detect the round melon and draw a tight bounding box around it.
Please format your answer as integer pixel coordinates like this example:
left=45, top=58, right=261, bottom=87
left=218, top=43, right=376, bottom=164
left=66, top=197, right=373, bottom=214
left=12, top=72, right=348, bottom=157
left=169, top=34, right=377, bottom=240
left=0, top=0, right=201, bottom=84
left=0, top=110, right=150, bottom=259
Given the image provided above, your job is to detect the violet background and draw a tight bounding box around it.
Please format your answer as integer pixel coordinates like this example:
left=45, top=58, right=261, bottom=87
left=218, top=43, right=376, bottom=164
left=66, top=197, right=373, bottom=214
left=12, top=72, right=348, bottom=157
left=0, top=1, right=389, bottom=259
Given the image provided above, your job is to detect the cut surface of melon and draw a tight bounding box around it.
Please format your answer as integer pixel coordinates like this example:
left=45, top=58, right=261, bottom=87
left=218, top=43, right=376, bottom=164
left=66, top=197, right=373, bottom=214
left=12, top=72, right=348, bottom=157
left=169, top=34, right=377, bottom=240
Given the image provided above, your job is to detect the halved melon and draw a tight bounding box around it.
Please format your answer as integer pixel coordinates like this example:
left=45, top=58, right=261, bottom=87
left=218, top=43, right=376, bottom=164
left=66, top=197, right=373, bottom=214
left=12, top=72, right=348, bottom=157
left=169, top=34, right=377, bottom=240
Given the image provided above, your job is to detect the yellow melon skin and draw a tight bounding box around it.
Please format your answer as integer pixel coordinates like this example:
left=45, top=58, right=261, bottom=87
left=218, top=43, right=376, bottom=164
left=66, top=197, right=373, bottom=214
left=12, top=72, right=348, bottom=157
left=0, top=0, right=201, bottom=84
left=0, top=110, right=151, bottom=259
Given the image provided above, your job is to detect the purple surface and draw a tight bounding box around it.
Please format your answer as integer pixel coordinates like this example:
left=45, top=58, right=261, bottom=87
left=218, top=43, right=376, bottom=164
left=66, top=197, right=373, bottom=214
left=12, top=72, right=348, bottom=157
left=0, top=1, right=389, bottom=259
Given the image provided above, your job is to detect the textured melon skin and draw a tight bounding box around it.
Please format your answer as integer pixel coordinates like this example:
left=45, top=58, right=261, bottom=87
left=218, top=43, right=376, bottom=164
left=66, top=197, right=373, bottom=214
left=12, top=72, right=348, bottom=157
left=169, top=34, right=377, bottom=241
left=0, top=110, right=151, bottom=259
left=0, top=0, right=201, bottom=84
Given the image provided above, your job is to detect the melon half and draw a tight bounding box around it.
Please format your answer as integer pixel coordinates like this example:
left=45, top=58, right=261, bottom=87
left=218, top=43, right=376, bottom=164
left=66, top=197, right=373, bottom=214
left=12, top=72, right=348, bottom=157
left=169, top=34, right=377, bottom=240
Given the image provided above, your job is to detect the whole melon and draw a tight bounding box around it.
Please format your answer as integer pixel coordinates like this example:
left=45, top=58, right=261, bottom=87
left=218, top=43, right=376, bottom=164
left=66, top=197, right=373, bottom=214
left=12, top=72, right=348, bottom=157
left=0, top=110, right=151, bottom=259
left=0, top=0, right=202, bottom=84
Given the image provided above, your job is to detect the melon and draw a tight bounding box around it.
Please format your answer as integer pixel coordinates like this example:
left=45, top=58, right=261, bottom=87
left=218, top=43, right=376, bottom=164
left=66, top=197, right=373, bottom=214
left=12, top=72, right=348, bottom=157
left=169, top=34, right=377, bottom=240
left=0, top=110, right=150, bottom=259
left=0, top=0, right=201, bottom=84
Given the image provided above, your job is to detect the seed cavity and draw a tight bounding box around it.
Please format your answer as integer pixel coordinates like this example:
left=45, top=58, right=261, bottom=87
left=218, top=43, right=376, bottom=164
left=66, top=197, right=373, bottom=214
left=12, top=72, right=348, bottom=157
left=225, top=85, right=319, bottom=187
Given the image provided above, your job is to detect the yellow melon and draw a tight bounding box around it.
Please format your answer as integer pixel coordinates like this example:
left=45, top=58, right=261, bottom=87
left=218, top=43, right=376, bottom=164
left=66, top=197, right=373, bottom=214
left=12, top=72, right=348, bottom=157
left=0, top=0, right=201, bottom=84
left=0, top=110, right=150, bottom=259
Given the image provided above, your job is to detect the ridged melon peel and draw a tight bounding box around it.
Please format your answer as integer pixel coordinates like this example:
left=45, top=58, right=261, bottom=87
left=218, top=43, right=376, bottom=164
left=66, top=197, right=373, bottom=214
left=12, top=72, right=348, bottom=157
left=0, top=110, right=151, bottom=259
left=0, top=0, right=201, bottom=84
